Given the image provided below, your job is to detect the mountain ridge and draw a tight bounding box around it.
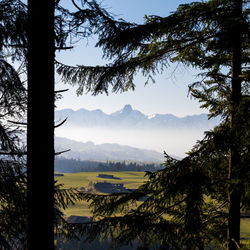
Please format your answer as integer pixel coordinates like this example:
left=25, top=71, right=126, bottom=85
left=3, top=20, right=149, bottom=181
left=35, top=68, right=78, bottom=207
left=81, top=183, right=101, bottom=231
left=55, top=136, right=167, bottom=162
left=55, top=104, right=220, bottom=129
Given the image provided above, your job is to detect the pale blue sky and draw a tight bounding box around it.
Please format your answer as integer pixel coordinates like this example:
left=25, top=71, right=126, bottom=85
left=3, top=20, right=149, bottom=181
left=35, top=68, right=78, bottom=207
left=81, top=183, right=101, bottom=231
left=56, top=0, right=205, bottom=117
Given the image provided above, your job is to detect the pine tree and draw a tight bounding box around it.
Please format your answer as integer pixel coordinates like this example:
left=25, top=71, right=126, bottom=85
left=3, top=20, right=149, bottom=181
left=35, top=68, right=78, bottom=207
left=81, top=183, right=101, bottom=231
left=0, top=0, right=106, bottom=248
left=76, top=103, right=249, bottom=249
left=27, top=0, right=55, bottom=248
left=57, top=0, right=249, bottom=248
left=0, top=53, right=86, bottom=249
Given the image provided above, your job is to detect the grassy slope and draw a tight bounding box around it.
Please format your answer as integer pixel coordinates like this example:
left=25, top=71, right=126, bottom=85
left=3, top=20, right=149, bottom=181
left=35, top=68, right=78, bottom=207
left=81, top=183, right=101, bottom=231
left=56, top=171, right=146, bottom=189
left=56, top=171, right=250, bottom=240
left=55, top=171, right=147, bottom=216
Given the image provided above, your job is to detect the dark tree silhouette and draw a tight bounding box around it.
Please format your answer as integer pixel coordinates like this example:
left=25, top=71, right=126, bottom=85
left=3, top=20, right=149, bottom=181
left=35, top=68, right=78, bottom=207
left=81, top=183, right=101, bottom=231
left=57, top=0, right=249, bottom=248
left=1, top=0, right=249, bottom=248
left=27, top=0, right=55, bottom=248
left=0, top=0, right=103, bottom=248
left=227, top=1, right=244, bottom=249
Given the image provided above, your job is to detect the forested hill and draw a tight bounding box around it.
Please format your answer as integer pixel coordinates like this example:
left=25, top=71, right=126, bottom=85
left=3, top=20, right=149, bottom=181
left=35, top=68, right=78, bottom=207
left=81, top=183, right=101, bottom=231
left=55, top=136, right=166, bottom=162
left=54, top=156, right=162, bottom=173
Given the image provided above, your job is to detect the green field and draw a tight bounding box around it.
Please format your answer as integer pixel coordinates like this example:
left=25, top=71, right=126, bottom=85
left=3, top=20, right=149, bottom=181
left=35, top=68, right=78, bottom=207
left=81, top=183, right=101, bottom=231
left=55, top=171, right=147, bottom=216
left=56, top=171, right=250, bottom=241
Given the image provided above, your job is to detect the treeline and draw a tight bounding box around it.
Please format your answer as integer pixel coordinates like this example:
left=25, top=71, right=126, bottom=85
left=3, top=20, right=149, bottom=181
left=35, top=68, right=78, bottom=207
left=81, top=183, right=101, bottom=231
left=55, top=157, right=162, bottom=173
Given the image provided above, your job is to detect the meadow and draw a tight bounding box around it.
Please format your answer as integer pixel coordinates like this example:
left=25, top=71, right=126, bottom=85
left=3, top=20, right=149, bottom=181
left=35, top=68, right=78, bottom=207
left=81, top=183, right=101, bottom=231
left=55, top=171, right=250, bottom=241
left=55, top=171, right=147, bottom=216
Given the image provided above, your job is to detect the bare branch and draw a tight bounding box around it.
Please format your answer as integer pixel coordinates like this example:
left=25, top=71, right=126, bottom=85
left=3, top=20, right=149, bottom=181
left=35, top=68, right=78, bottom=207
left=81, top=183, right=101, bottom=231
left=0, top=151, right=27, bottom=156
left=7, top=120, right=27, bottom=126
left=54, top=89, right=69, bottom=93
left=55, top=149, right=71, bottom=155
left=54, top=118, right=68, bottom=128
left=55, top=46, right=74, bottom=51
left=72, top=0, right=82, bottom=11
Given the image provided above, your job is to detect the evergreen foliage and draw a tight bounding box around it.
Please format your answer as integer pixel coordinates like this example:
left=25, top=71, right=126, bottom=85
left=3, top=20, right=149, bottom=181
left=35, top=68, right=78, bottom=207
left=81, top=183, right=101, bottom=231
left=55, top=157, right=162, bottom=173
left=0, top=0, right=105, bottom=248
left=76, top=111, right=249, bottom=248
left=57, top=0, right=249, bottom=95
left=0, top=55, right=85, bottom=248
left=1, top=0, right=249, bottom=248
left=56, top=0, right=250, bottom=248
left=0, top=6, right=27, bottom=244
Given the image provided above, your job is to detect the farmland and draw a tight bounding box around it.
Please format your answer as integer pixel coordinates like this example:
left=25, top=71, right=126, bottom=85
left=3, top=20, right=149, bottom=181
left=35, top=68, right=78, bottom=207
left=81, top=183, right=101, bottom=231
left=55, top=171, right=250, bottom=241
left=55, top=171, right=147, bottom=216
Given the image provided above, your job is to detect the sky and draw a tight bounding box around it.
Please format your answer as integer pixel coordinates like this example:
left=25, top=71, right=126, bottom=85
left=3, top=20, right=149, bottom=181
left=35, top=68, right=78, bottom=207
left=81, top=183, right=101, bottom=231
left=55, top=0, right=205, bottom=117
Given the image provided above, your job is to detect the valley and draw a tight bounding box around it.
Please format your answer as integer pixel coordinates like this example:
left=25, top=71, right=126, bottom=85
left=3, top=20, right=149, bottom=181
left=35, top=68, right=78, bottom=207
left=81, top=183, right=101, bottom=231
left=55, top=171, right=147, bottom=217
left=56, top=171, right=250, bottom=241
left=55, top=105, right=220, bottom=158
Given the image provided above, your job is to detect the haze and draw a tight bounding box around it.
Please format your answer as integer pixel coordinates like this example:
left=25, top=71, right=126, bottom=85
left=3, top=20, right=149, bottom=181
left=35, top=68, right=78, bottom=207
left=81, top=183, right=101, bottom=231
left=55, top=126, right=207, bottom=158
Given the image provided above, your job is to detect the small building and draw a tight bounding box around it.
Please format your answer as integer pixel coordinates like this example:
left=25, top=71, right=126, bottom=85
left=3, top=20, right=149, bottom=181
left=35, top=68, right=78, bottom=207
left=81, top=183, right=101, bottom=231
left=54, top=173, right=64, bottom=176
left=241, top=209, right=250, bottom=218
left=66, top=215, right=93, bottom=224
left=94, top=182, right=127, bottom=193
left=97, top=174, right=120, bottom=179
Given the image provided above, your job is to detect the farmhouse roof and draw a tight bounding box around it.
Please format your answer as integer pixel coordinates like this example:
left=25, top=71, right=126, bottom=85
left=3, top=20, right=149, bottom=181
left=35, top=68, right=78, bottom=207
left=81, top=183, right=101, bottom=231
left=67, top=215, right=93, bottom=224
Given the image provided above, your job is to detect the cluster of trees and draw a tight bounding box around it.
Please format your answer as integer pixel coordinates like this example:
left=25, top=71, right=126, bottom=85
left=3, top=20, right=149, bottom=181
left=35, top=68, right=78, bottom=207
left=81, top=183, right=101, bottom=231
left=55, top=157, right=162, bottom=173
left=0, top=0, right=249, bottom=249
left=59, top=0, right=248, bottom=249
left=0, top=0, right=101, bottom=248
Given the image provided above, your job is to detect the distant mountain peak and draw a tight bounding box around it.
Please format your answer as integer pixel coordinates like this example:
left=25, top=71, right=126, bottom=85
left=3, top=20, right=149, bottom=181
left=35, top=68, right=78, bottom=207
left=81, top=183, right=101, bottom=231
left=55, top=105, right=220, bottom=129
left=148, top=114, right=156, bottom=119
left=111, top=104, right=134, bottom=116
left=122, top=104, right=133, bottom=113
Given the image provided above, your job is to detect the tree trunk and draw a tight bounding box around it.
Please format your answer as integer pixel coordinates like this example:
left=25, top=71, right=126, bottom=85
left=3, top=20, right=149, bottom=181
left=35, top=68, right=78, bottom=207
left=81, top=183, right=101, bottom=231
left=227, top=0, right=242, bottom=249
left=27, top=0, right=55, bottom=249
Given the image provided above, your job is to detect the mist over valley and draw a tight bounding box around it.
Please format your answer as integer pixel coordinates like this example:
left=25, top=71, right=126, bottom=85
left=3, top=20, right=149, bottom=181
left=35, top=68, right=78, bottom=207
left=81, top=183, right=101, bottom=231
left=55, top=105, right=220, bottom=159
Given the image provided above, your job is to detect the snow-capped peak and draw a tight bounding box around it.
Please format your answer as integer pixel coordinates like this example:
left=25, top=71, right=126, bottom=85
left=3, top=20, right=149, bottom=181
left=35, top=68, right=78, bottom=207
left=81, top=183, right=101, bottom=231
left=147, top=114, right=156, bottom=119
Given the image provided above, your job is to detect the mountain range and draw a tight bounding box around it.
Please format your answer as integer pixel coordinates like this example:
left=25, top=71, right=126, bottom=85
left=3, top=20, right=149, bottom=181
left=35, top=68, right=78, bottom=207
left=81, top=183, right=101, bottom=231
left=55, top=104, right=220, bottom=130
left=55, top=105, right=221, bottom=158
